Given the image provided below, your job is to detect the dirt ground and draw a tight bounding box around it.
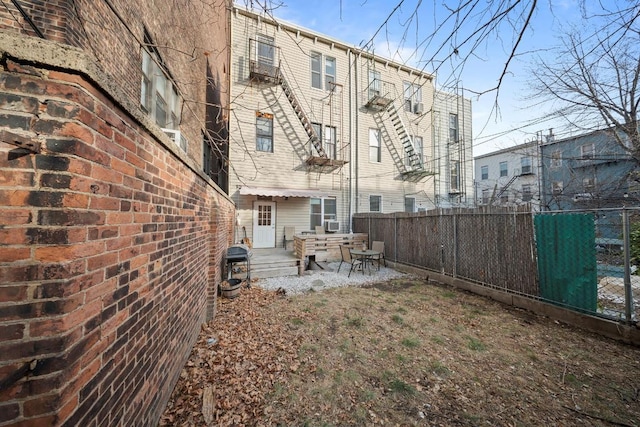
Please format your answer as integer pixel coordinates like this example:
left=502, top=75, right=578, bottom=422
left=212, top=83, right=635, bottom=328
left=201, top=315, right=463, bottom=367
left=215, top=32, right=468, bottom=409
left=160, top=278, right=640, bottom=426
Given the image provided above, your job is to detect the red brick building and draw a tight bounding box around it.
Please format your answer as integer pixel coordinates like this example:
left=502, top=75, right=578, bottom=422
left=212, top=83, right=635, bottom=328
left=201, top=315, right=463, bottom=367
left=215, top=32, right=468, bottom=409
left=0, top=1, right=234, bottom=425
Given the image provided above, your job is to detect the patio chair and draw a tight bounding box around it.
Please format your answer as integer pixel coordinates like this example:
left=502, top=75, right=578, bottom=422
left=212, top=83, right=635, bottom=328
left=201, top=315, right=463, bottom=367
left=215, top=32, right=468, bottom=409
left=371, top=241, right=386, bottom=270
left=283, top=226, right=295, bottom=249
left=337, top=245, right=362, bottom=277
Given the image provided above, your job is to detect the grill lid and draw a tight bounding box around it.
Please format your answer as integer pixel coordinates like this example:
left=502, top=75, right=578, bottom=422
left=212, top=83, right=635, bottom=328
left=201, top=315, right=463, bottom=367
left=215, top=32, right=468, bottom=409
left=226, top=244, right=252, bottom=260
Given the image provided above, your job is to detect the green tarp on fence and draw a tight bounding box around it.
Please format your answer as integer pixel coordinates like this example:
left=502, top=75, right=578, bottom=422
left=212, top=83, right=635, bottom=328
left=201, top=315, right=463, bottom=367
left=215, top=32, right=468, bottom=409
left=534, top=213, right=597, bottom=312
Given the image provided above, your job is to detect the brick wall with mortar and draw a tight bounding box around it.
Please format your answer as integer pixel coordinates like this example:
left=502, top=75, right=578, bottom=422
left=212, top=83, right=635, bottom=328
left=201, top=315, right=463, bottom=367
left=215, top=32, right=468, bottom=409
left=0, top=0, right=232, bottom=168
left=0, top=1, right=234, bottom=425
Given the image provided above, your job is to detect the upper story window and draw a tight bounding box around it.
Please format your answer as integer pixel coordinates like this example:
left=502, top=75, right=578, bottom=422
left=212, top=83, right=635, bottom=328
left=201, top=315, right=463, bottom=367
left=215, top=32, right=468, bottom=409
left=521, top=156, right=532, bottom=174
left=403, top=81, right=423, bottom=114
left=140, top=38, right=181, bottom=129
left=581, top=143, right=595, bottom=159
left=369, top=128, right=381, bottom=163
left=522, top=184, right=533, bottom=201
left=552, top=181, right=563, bottom=195
left=450, top=160, right=460, bottom=192
left=256, top=111, right=273, bottom=152
left=551, top=150, right=562, bottom=168
left=325, top=57, right=336, bottom=91
left=324, top=125, right=336, bottom=159
left=311, top=51, right=336, bottom=91
left=482, top=189, right=490, bottom=204
left=257, top=34, right=275, bottom=66
left=449, top=113, right=459, bottom=143
left=311, top=51, right=322, bottom=89
left=481, top=165, right=488, bottom=180
left=499, top=161, right=508, bottom=177
left=368, top=69, right=381, bottom=98
left=406, top=135, right=423, bottom=168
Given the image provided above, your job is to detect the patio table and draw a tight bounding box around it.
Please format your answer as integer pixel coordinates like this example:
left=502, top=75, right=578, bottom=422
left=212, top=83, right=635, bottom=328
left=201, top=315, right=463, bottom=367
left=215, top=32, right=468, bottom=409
left=350, top=249, right=380, bottom=275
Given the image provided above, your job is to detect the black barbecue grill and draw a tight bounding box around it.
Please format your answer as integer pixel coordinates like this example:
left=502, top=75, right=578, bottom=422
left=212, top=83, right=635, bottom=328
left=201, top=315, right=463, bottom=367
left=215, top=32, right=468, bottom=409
left=225, top=244, right=252, bottom=281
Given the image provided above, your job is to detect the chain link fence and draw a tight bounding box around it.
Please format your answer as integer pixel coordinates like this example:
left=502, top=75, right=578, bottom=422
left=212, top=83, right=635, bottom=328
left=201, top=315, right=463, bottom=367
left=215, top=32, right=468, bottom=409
left=353, top=207, right=639, bottom=324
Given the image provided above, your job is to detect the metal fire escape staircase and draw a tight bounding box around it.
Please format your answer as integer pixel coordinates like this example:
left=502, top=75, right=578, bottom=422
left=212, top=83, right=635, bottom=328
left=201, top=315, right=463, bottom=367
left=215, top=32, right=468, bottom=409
left=365, top=86, right=434, bottom=180
left=249, top=43, right=346, bottom=172
left=492, top=174, right=518, bottom=204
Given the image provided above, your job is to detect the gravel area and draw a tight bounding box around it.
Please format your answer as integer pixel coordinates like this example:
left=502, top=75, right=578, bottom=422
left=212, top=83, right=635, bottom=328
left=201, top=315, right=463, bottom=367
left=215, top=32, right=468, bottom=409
left=253, top=261, right=408, bottom=295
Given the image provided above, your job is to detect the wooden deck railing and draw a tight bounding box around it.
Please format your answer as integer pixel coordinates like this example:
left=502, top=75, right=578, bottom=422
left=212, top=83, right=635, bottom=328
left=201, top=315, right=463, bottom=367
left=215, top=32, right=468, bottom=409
left=294, top=233, right=368, bottom=262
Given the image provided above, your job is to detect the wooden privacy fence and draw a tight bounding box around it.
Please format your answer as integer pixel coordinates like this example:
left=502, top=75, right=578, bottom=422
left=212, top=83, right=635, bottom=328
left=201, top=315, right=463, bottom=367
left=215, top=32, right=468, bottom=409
left=352, top=209, right=539, bottom=296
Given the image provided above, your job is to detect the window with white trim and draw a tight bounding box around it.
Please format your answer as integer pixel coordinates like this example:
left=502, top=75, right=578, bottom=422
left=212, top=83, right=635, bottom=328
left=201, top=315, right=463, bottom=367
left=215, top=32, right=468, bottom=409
left=450, top=160, right=460, bottom=192
left=369, top=195, right=382, bottom=212
left=403, top=81, right=422, bottom=113
left=581, top=143, right=595, bottom=159
left=482, top=189, right=490, bottom=204
left=257, top=34, right=275, bottom=66
left=551, top=150, right=562, bottom=168
left=310, top=198, right=336, bottom=228
left=324, top=125, right=336, bottom=159
left=521, top=156, right=532, bottom=174
left=522, top=184, right=532, bottom=201
left=552, top=181, right=563, bottom=195
left=310, top=51, right=336, bottom=91
left=310, top=51, right=322, bottom=89
left=449, top=113, right=459, bottom=143
left=369, top=128, right=381, bottom=163
left=481, top=165, right=488, bottom=180
left=256, top=112, right=273, bottom=152
left=404, top=197, right=415, bottom=213
left=499, top=161, right=508, bottom=177
left=368, top=68, right=381, bottom=98
left=140, top=36, right=181, bottom=129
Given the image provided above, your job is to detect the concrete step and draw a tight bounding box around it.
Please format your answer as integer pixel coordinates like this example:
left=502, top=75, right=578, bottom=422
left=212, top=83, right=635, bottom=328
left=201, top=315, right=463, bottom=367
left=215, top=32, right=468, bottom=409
left=250, top=266, right=300, bottom=279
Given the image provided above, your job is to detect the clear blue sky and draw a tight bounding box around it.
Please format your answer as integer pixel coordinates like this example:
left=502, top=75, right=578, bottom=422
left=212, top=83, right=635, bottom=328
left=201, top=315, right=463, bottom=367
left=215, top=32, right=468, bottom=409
left=256, top=0, right=590, bottom=156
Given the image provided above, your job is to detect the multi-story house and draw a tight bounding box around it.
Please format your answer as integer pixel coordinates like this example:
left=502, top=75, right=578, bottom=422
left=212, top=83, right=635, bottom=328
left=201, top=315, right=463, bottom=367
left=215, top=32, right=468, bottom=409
left=433, top=89, right=474, bottom=207
left=229, top=5, right=472, bottom=247
left=474, top=140, right=541, bottom=209
left=540, top=128, right=640, bottom=210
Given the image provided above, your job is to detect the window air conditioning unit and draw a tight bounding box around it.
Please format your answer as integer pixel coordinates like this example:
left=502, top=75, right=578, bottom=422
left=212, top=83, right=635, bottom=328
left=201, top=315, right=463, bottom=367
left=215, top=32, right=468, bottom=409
left=325, top=220, right=340, bottom=232
left=161, top=128, right=188, bottom=153
left=413, top=102, right=424, bottom=115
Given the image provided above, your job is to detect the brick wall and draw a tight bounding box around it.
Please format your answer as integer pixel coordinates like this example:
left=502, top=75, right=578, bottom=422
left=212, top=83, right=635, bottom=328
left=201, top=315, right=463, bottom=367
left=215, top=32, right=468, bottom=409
left=0, top=38, right=234, bottom=427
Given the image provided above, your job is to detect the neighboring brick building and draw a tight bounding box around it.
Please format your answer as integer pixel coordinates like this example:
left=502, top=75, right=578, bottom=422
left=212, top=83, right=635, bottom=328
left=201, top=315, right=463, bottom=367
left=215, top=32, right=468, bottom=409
left=0, top=1, right=233, bottom=426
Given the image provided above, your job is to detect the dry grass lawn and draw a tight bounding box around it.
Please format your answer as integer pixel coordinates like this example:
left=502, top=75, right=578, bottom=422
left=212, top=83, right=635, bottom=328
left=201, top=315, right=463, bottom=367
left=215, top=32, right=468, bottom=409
left=160, top=278, right=640, bottom=426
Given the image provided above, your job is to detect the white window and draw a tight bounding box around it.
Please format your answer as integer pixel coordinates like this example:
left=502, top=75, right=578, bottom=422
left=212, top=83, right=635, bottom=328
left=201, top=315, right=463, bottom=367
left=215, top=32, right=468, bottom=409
left=581, top=143, right=595, bottom=159
left=499, top=161, right=508, bottom=177
left=368, top=69, right=381, bottom=98
left=521, top=157, right=532, bottom=174
left=310, top=198, right=337, bottom=229
left=311, top=122, right=322, bottom=156
left=310, top=52, right=335, bottom=91
left=403, top=81, right=422, bottom=113
left=404, top=197, right=415, bottom=213
left=482, top=189, right=490, bottom=204
left=257, top=34, right=275, bottom=66
left=256, top=112, right=273, bottom=152
left=325, top=56, right=336, bottom=91
left=141, top=43, right=181, bottom=129
left=369, top=128, right=381, bottom=163
left=406, top=135, right=423, bottom=168
left=551, top=150, right=562, bottom=168
left=325, top=125, right=336, bottom=159
left=552, top=181, right=563, bottom=195
left=369, top=195, right=382, bottom=212
left=522, top=184, right=532, bottom=201
left=310, top=51, right=322, bottom=89
left=481, top=165, right=488, bottom=180
left=450, top=160, right=460, bottom=192
left=583, top=177, right=596, bottom=193
left=449, top=113, right=459, bottom=143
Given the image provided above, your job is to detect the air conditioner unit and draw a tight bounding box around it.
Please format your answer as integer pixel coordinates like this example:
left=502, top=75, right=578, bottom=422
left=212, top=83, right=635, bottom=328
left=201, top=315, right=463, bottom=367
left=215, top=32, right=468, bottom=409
left=325, top=220, right=340, bottom=232
left=413, top=102, right=424, bottom=115
left=161, top=128, right=188, bottom=153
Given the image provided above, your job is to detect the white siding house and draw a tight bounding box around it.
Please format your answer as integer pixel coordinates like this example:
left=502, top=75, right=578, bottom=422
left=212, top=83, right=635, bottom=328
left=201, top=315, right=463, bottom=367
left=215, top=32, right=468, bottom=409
left=474, top=141, right=541, bottom=209
left=229, top=6, right=472, bottom=247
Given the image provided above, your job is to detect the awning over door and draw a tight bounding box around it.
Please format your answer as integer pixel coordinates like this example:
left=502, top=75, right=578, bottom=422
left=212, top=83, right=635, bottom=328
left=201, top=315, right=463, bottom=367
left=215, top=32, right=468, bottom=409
left=239, top=186, right=333, bottom=198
